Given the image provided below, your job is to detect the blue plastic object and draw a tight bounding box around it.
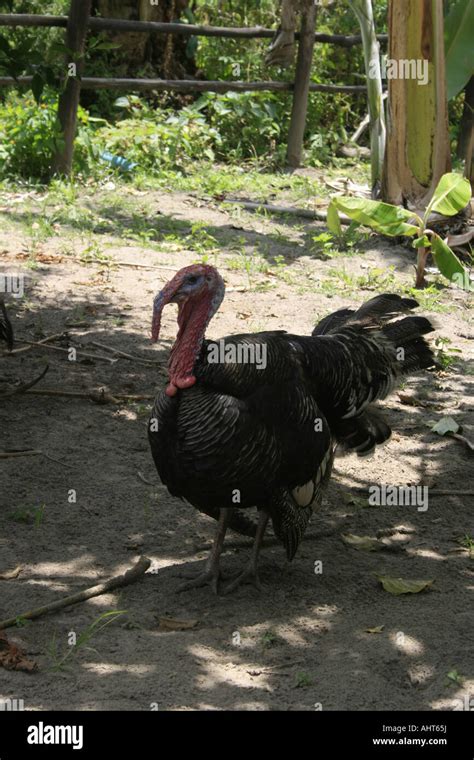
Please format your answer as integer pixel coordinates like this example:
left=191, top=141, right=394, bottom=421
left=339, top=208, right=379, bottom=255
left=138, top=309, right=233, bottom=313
left=99, top=151, right=137, bottom=172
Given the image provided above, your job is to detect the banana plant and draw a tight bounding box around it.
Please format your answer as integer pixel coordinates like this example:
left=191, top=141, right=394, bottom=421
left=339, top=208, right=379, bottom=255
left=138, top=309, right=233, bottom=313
left=445, top=0, right=474, bottom=100
left=327, top=172, right=472, bottom=289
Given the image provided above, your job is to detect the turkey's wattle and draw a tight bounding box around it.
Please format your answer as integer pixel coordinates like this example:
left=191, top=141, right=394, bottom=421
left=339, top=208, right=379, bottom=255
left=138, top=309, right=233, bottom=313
left=148, top=264, right=435, bottom=593
left=152, top=264, right=225, bottom=396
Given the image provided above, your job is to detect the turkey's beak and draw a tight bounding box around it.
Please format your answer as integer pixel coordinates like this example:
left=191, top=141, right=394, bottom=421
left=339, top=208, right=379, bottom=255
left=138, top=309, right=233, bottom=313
left=151, top=282, right=182, bottom=342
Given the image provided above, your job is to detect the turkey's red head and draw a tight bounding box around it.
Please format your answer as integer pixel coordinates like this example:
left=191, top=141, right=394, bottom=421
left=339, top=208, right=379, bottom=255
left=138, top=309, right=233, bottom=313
left=152, top=264, right=225, bottom=397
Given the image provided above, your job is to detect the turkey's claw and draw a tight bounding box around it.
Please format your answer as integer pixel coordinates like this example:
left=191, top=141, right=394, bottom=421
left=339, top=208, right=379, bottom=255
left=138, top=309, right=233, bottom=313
left=222, top=564, right=262, bottom=595
left=177, top=566, right=222, bottom=594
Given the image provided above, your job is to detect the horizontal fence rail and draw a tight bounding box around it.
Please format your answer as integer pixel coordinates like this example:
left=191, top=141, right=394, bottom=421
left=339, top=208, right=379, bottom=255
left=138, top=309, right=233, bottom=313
left=0, top=76, right=369, bottom=95
left=0, top=5, right=385, bottom=173
left=0, top=14, right=387, bottom=46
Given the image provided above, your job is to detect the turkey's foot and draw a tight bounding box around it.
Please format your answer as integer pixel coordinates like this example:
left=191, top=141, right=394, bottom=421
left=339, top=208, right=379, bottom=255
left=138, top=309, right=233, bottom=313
left=222, top=562, right=262, bottom=594
left=223, top=510, right=269, bottom=594
left=177, top=506, right=232, bottom=594
left=177, top=564, right=222, bottom=594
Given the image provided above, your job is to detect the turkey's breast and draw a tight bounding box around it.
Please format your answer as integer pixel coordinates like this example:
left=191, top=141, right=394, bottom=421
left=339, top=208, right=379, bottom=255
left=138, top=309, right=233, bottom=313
left=148, top=332, right=332, bottom=512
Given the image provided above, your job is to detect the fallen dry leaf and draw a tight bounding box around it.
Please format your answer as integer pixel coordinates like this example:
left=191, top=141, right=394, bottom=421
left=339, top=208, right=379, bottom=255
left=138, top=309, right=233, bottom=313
left=342, top=533, right=383, bottom=551
left=432, top=416, right=460, bottom=435
left=0, top=565, right=22, bottom=580
left=158, top=617, right=199, bottom=631
left=365, top=625, right=385, bottom=634
left=0, top=632, right=37, bottom=673
left=377, top=576, right=434, bottom=595
left=398, top=392, right=442, bottom=409
left=35, top=253, right=64, bottom=264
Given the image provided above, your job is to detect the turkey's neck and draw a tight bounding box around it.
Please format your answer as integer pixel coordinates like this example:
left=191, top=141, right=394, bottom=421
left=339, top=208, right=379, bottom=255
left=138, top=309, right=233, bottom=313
left=166, top=296, right=213, bottom=397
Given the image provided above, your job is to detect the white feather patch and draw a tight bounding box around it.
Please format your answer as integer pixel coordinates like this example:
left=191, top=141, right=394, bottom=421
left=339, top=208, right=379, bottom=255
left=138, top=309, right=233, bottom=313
left=292, top=480, right=315, bottom=508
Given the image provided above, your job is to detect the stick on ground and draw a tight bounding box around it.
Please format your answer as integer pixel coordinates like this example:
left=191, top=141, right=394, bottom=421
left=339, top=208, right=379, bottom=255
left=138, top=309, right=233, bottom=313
left=15, top=339, right=118, bottom=364
left=9, top=333, right=66, bottom=356
left=0, top=449, right=42, bottom=459
left=0, top=364, right=49, bottom=398
left=22, top=388, right=155, bottom=404
left=90, top=341, right=158, bottom=365
left=0, top=556, right=151, bottom=630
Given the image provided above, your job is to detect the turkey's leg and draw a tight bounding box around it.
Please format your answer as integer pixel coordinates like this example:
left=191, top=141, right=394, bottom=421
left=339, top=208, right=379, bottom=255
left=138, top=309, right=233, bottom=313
left=223, top=510, right=269, bottom=594
left=177, top=507, right=231, bottom=594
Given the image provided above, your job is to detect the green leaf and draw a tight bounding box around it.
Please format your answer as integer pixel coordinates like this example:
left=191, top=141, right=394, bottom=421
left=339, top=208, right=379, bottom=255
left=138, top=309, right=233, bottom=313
left=331, top=197, right=420, bottom=237
left=378, top=576, right=434, bottom=595
left=426, top=173, right=471, bottom=218
left=445, top=0, right=474, bottom=99
left=327, top=200, right=343, bottom=238
left=92, top=41, right=120, bottom=51
left=431, top=416, right=460, bottom=435
left=446, top=668, right=465, bottom=685
left=431, top=235, right=469, bottom=283
left=114, top=96, right=130, bottom=109
left=342, top=533, right=383, bottom=551
left=412, top=234, right=431, bottom=249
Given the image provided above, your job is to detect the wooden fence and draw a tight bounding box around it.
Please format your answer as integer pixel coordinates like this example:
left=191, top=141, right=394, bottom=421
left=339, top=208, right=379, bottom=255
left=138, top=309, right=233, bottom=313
left=0, top=3, right=387, bottom=174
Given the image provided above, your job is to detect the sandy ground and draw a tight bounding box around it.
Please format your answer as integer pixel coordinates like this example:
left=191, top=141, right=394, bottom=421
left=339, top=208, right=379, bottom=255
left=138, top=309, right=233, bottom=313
left=0, top=183, right=473, bottom=711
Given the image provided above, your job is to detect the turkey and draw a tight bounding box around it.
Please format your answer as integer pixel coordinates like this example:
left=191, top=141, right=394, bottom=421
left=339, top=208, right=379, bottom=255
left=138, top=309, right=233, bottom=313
left=0, top=298, right=13, bottom=351
left=148, top=264, right=435, bottom=593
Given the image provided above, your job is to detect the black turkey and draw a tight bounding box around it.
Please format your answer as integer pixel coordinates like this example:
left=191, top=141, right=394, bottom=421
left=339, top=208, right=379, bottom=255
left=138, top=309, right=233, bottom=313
left=0, top=298, right=13, bottom=350
left=148, top=265, right=435, bottom=593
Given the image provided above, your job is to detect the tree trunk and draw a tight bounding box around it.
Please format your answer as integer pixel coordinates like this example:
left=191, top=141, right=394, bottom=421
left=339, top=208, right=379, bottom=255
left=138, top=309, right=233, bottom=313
left=348, top=0, right=386, bottom=196
left=381, top=0, right=451, bottom=208
left=91, top=0, right=196, bottom=78
left=286, top=0, right=317, bottom=168
left=52, top=0, right=92, bottom=176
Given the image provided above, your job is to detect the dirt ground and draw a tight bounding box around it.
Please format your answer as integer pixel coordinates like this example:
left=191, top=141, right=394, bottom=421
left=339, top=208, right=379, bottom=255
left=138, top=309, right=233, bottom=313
left=0, top=179, right=473, bottom=711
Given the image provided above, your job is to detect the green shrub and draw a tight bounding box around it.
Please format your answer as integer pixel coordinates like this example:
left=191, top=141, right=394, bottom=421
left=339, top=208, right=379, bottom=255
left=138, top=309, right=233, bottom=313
left=97, top=102, right=219, bottom=172
left=194, top=91, right=286, bottom=161
left=0, top=91, right=94, bottom=181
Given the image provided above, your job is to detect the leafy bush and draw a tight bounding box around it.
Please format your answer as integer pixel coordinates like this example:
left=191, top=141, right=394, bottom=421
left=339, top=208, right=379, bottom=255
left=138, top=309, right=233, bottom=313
left=0, top=92, right=95, bottom=181
left=195, top=91, right=287, bottom=161
left=96, top=99, right=219, bottom=172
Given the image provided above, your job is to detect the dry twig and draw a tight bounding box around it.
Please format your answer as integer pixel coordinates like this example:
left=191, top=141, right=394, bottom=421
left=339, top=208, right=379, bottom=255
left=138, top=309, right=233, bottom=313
left=0, top=556, right=151, bottom=630
left=15, top=339, right=117, bottom=364
left=22, top=388, right=154, bottom=404
left=0, top=364, right=49, bottom=397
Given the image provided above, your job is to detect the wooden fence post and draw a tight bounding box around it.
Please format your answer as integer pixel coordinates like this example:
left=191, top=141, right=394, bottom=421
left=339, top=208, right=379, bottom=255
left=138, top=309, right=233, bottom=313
left=52, top=0, right=92, bottom=176
left=286, top=0, right=317, bottom=168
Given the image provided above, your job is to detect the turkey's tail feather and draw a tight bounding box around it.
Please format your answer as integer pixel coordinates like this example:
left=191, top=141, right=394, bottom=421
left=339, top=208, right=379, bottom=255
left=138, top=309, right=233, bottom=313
left=333, top=406, right=392, bottom=456
left=347, top=293, right=420, bottom=325
left=312, top=307, right=356, bottom=336
left=311, top=293, right=436, bottom=457
left=0, top=299, right=13, bottom=351
left=269, top=452, right=333, bottom=560
left=382, top=315, right=436, bottom=374
left=313, top=293, right=424, bottom=336
left=270, top=496, right=313, bottom=561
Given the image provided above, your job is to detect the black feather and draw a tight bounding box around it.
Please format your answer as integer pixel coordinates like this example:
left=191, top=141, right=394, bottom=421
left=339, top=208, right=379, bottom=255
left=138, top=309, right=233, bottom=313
left=0, top=299, right=13, bottom=351
left=149, top=289, right=436, bottom=562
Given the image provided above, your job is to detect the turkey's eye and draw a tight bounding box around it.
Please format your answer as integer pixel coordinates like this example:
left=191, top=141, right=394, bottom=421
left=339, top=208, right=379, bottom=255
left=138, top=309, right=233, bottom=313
left=187, top=275, right=198, bottom=284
